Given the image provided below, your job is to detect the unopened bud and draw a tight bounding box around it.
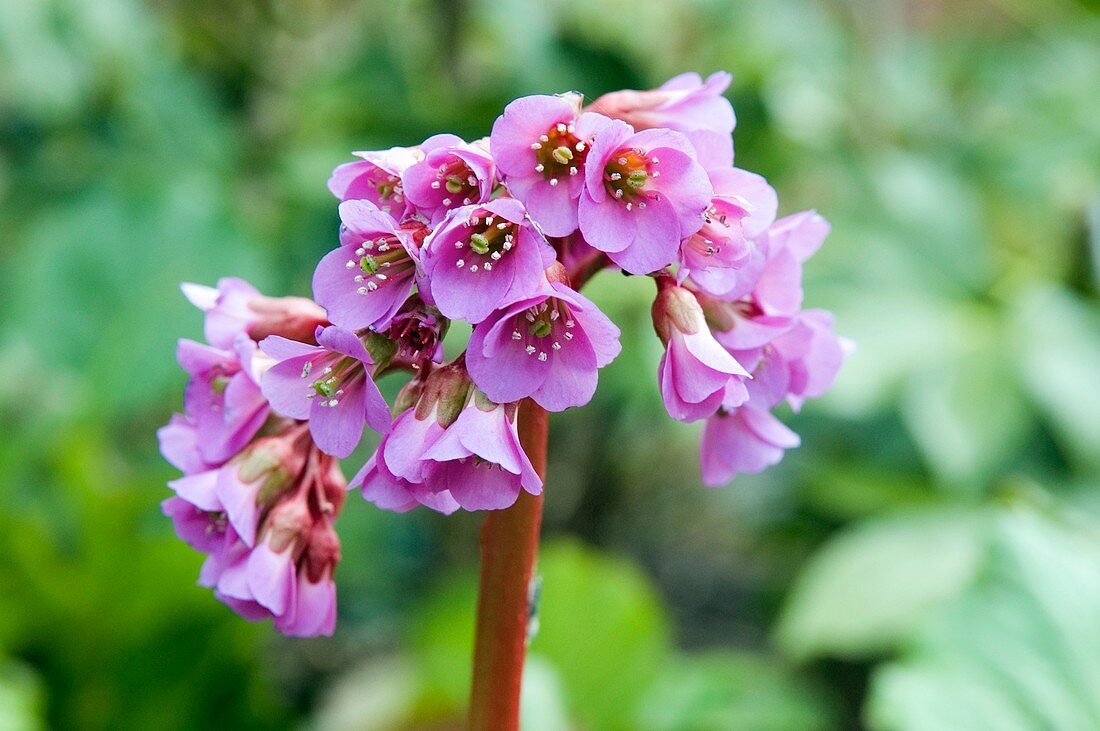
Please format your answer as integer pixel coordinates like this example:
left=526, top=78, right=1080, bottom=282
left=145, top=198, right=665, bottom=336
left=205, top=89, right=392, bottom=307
left=415, top=361, right=472, bottom=427
left=652, top=284, right=706, bottom=344
left=247, top=296, right=329, bottom=344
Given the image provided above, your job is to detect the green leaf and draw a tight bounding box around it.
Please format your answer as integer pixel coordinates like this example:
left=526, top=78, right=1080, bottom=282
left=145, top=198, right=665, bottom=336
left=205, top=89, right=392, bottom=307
left=635, top=651, right=835, bottom=731
left=776, top=509, right=984, bottom=660
left=866, top=507, right=1100, bottom=731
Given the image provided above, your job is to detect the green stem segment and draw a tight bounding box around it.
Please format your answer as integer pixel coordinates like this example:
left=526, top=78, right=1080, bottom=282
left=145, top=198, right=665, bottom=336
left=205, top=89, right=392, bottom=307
left=468, top=399, right=548, bottom=730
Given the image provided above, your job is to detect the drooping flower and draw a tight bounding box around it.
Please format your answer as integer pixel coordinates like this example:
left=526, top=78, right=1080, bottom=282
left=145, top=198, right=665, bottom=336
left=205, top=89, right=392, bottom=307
left=181, top=277, right=261, bottom=350
left=260, top=326, right=391, bottom=458
left=164, top=424, right=345, bottom=637
left=171, top=335, right=271, bottom=467
left=466, top=277, right=621, bottom=412
left=313, top=200, right=422, bottom=332
left=729, top=309, right=851, bottom=414
left=699, top=406, right=801, bottom=486
left=402, top=134, right=496, bottom=225
left=586, top=71, right=736, bottom=169
left=182, top=278, right=328, bottom=347
left=679, top=167, right=777, bottom=297
left=421, top=198, right=556, bottom=323
left=351, top=363, right=540, bottom=512
left=490, top=95, right=611, bottom=237
left=327, top=146, right=421, bottom=217
left=652, top=282, right=750, bottom=422
left=579, top=121, right=712, bottom=275
left=750, top=211, right=830, bottom=318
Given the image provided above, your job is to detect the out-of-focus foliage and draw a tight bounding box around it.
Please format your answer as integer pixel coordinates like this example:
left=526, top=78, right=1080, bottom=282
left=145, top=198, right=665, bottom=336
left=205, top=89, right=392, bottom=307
left=1, top=0, right=1098, bottom=729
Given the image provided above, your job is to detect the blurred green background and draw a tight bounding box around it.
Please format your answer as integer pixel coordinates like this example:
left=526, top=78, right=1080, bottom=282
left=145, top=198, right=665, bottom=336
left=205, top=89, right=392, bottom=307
left=2, top=0, right=1099, bottom=728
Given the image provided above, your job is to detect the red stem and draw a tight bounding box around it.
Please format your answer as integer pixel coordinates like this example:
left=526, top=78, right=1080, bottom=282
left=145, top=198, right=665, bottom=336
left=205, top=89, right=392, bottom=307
left=468, top=399, right=548, bottom=730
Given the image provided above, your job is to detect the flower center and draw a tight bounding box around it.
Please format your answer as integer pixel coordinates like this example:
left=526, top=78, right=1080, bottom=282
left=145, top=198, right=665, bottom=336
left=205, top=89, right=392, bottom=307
left=452, top=213, right=520, bottom=274
left=344, top=235, right=415, bottom=295
left=603, top=148, right=659, bottom=209
left=429, top=158, right=480, bottom=207
left=302, top=355, right=363, bottom=408
left=509, top=299, right=576, bottom=362
left=531, top=122, right=589, bottom=185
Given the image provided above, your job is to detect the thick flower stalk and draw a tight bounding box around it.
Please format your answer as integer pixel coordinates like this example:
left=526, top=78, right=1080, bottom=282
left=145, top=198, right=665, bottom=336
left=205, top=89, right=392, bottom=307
left=158, top=69, right=848, bottom=727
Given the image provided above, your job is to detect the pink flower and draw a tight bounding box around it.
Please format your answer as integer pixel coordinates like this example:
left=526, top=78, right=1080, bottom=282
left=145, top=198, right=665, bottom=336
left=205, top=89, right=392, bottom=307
left=466, top=279, right=621, bottom=412
left=587, top=71, right=736, bottom=169
left=327, top=146, right=421, bottom=217
left=163, top=426, right=345, bottom=637
left=260, top=326, right=391, bottom=458
left=421, top=198, right=556, bottom=323
left=490, top=95, right=611, bottom=237
left=653, top=283, right=750, bottom=422
left=731, top=309, right=850, bottom=413
left=588, top=71, right=735, bottom=139
left=181, top=277, right=261, bottom=350
left=699, top=406, right=800, bottom=486
left=313, top=200, right=422, bottom=332
left=579, top=121, right=712, bottom=275
left=402, top=134, right=496, bottom=224
left=351, top=364, right=540, bottom=511
left=679, top=168, right=778, bottom=297
left=751, top=211, right=831, bottom=318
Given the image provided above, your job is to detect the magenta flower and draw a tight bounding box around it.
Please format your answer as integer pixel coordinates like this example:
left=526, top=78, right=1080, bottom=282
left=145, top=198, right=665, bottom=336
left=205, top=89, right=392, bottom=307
left=352, top=364, right=540, bottom=511
left=260, top=326, right=391, bottom=458
left=419, top=393, right=542, bottom=510
left=421, top=198, right=556, bottom=323
left=313, top=200, right=421, bottom=332
left=699, top=406, right=801, bottom=486
left=172, top=335, right=271, bottom=467
left=653, top=283, right=750, bottom=422
left=181, top=277, right=261, bottom=350
left=490, top=95, right=611, bottom=237
left=466, top=280, right=621, bottom=411
left=402, top=134, right=496, bottom=225
left=327, top=146, right=421, bottom=217
left=579, top=121, right=712, bottom=275
left=164, top=427, right=345, bottom=637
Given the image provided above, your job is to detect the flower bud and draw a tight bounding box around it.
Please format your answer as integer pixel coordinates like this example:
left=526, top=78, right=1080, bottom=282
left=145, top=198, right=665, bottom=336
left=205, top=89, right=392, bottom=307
left=652, top=283, right=706, bottom=345
left=247, top=295, right=329, bottom=344
left=415, top=361, right=472, bottom=427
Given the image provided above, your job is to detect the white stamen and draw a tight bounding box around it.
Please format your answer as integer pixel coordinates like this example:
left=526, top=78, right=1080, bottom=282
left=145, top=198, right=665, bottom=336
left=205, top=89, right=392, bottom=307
left=549, top=178, right=558, bottom=186
left=535, top=163, right=545, bottom=172
left=512, top=330, right=522, bottom=340
left=525, top=345, right=536, bottom=355
left=552, top=342, right=561, bottom=350
left=538, top=352, right=547, bottom=361
left=431, top=181, right=440, bottom=189
left=456, top=259, right=465, bottom=268
left=300, top=362, right=313, bottom=378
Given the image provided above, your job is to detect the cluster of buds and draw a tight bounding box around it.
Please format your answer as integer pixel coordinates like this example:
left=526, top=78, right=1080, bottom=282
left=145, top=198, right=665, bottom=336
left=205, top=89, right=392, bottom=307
left=160, top=71, right=846, bottom=636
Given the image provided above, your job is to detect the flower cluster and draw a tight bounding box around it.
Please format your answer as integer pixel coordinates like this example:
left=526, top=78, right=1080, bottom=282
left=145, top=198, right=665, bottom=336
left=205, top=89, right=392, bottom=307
left=159, top=71, right=846, bottom=636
